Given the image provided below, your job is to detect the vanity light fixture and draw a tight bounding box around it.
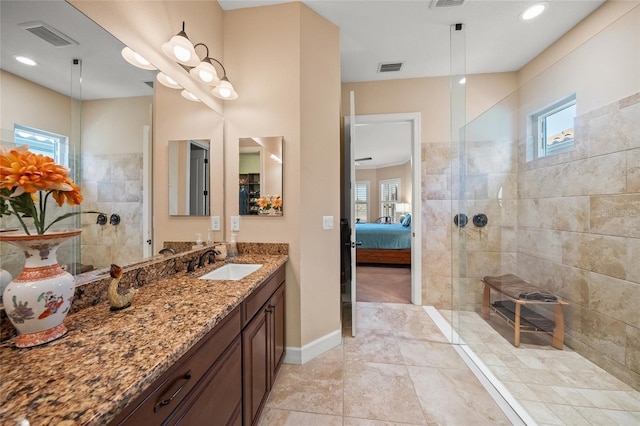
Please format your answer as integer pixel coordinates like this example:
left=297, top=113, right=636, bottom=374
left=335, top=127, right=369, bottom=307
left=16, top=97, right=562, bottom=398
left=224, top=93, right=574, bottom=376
left=189, top=43, right=221, bottom=86
left=121, top=47, right=156, bottom=70
left=162, top=21, right=200, bottom=67
left=156, top=72, right=182, bottom=89
left=161, top=21, right=238, bottom=100
left=212, top=76, right=238, bottom=100
left=270, top=153, right=282, bottom=163
left=181, top=89, right=201, bottom=102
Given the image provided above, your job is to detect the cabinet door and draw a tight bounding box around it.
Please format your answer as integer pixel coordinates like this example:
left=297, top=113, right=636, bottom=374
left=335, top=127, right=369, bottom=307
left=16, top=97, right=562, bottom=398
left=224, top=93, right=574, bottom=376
left=170, top=338, right=243, bottom=426
left=268, top=283, right=286, bottom=384
left=242, top=308, right=270, bottom=426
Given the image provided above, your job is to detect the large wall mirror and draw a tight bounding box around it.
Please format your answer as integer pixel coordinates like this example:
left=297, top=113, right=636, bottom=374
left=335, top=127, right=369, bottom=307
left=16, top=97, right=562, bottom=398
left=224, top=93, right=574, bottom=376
left=239, top=137, right=283, bottom=216
left=1, top=1, right=158, bottom=276
left=168, top=139, right=210, bottom=216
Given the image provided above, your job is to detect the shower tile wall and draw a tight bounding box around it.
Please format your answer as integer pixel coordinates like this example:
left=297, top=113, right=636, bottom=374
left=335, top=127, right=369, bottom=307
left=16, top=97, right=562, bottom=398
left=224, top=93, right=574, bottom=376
left=516, top=92, right=640, bottom=390
left=80, top=152, right=144, bottom=270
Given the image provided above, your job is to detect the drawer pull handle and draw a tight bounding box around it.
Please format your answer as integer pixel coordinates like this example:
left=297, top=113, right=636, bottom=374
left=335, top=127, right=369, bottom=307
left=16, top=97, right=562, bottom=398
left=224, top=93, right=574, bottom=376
left=154, top=370, right=192, bottom=412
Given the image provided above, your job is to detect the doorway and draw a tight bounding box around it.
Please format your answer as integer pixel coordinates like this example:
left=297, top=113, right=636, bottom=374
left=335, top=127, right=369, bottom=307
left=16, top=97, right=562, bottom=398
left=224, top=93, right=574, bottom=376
left=342, top=111, right=422, bottom=335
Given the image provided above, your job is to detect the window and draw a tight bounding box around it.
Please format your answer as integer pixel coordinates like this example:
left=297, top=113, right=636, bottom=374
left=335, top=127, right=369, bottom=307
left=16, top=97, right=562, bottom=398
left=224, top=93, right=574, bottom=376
left=14, top=124, right=69, bottom=166
left=530, top=94, right=576, bottom=160
left=380, top=178, right=400, bottom=221
left=354, top=181, right=369, bottom=223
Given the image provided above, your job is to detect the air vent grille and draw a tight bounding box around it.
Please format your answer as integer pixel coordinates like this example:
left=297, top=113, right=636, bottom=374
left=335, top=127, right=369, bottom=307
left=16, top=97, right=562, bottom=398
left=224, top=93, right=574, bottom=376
left=430, top=0, right=467, bottom=8
left=19, top=21, right=78, bottom=48
left=378, top=62, right=403, bottom=73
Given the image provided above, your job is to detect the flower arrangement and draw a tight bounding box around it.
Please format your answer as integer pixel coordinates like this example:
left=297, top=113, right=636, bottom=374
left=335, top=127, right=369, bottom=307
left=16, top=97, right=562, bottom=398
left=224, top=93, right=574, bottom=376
left=257, top=195, right=283, bottom=212
left=0, top=145, right=98, bottom=235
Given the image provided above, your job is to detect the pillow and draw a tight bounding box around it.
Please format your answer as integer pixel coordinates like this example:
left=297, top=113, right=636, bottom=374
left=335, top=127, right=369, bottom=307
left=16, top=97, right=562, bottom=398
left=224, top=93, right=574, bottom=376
left=401, top=213, right=411, bottom=227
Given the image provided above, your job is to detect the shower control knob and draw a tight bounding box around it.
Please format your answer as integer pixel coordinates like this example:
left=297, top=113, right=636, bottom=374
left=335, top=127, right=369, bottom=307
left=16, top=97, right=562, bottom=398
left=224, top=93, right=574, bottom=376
left=473, top=213, right=488, bottom=227
left=454, top=213, right=468, bottom=228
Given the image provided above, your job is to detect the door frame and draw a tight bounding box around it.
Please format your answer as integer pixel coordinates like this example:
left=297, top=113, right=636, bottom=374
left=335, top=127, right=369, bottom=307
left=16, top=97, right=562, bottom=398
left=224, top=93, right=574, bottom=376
left=345, top=112, right=422, bottom=306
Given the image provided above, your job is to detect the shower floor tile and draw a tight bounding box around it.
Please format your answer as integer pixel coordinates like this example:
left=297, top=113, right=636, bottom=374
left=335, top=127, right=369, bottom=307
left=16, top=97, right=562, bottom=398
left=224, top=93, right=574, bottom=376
left=448, top=309, right=640, bottom=426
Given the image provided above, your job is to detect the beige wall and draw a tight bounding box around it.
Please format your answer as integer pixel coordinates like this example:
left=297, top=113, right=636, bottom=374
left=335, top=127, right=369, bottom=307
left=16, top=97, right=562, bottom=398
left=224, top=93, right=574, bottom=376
left=0, top=70, right=74, bottom=142
left=224, top=2, right=341, bottom=351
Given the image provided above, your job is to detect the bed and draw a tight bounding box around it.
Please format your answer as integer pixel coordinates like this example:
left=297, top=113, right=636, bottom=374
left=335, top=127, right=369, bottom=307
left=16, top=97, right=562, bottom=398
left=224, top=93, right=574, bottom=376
left=355, top=221, right=411, bottom=265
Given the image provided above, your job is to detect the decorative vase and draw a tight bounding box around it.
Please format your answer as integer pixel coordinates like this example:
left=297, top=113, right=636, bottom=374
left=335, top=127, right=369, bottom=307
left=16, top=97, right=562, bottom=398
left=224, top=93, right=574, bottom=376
left=0, top=229, right=81, bottom=348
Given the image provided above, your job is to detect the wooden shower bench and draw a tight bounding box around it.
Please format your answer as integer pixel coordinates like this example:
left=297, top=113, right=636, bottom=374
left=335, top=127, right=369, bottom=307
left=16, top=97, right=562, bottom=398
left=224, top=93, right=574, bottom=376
left=481, top=274, right=568, bottom=350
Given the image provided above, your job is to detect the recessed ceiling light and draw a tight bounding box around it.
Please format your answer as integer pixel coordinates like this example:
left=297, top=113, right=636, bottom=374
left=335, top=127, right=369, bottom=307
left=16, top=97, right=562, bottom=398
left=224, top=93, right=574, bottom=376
left=15, top=56, right=37, bottom=66
left=520, top=2, right=547, bottom=21
left=459, top=77, right=466, bottom=84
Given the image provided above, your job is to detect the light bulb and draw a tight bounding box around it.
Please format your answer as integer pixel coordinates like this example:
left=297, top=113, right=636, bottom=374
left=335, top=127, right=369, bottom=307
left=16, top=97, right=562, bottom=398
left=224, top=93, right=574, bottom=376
left=218, top=87, right=231, bottom=98
left=174, top=45, right=191, bottom=62
left=199, top=70, right=214, bottom=83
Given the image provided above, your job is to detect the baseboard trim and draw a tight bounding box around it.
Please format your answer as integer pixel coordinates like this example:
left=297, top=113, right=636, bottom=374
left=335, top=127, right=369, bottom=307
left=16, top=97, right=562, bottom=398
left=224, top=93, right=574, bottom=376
left=283, top=328, right=342, bottom=365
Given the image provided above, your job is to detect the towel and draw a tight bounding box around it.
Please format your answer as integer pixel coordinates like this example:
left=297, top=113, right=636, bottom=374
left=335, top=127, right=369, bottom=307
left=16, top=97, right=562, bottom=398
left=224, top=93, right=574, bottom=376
left=517, top=291, right=558, bottom=302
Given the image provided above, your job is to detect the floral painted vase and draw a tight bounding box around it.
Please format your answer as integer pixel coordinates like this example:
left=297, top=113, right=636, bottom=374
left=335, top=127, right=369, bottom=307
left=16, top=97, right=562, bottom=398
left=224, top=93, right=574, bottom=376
left=0, top=229, right=80, bottom=348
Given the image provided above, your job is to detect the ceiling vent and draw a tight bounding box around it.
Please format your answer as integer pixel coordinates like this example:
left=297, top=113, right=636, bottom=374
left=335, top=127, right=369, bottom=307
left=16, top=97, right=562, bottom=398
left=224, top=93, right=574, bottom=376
left=378, top=62, right=403, bottom=73
left=19, top=21, right=78, bottom=48
left=430, top=0, right=467, bottom=8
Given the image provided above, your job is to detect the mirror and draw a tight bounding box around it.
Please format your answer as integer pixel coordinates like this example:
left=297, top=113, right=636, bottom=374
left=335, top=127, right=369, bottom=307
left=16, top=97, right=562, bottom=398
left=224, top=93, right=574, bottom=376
left=1, top=1, right=156, bottom=273
left=239, top=137, right=283, bottom=216
left=168, top=139, right=211, bottom=216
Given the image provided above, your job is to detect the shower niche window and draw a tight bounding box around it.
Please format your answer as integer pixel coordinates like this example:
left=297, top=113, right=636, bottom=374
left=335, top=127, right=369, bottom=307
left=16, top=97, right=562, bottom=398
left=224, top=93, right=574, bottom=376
left=529, top=93, right=576, bottom=160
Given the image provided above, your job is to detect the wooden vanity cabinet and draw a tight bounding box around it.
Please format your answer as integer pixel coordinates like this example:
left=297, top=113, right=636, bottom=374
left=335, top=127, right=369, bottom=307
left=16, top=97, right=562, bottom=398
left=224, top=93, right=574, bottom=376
left=242, top=267, right=286, bottom=426
left=111, top=264, right=285, bottom=426
left=111, top=308, right=242, bottom=426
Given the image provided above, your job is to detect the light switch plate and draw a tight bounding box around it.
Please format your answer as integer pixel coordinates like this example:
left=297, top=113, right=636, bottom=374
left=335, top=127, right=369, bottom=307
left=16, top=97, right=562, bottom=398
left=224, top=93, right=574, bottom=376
left=210, top=216, right=221, bottom=231
left=322, top=216, right=334, bottom=230
left=230, top=216, right=240, bottom=232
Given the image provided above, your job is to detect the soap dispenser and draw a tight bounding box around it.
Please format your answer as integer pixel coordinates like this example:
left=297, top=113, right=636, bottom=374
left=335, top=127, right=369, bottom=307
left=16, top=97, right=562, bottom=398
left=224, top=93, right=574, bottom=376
left=192, top=233, right=203, bottom=250
left=228, top=232, right=239, bottom=258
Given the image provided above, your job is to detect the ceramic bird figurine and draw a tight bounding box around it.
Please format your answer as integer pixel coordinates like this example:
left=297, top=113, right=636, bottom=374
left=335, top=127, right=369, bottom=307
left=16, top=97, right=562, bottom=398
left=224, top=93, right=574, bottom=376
left=108, top=264, right=136, bottom=311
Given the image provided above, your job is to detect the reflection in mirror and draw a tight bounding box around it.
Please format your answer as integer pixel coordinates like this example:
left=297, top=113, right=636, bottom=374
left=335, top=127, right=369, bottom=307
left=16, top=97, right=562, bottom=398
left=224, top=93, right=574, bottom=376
left=1, top=1, right=156, bottom=276
left=239, top=137, right=283, bottom=216
left=168, top=139, right=210, bottom=216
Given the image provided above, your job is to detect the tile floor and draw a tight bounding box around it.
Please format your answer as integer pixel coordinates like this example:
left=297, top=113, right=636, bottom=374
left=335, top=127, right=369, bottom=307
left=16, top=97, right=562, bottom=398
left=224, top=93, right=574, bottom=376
left=260, top=303, right=640, bottom=425
left=259, top=302, right=513, bottom=425
left=446, top=309, right=640, bottom=426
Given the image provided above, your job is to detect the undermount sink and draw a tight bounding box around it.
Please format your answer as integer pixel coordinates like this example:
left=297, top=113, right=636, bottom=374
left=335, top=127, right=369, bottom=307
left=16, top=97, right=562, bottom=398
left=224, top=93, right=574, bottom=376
left=198, top=264, right=262, bottom=281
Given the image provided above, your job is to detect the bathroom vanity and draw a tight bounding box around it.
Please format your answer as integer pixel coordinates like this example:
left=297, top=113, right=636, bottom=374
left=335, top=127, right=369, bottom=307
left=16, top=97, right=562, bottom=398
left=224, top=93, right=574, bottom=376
left=0, top=252, right=287, bottom=426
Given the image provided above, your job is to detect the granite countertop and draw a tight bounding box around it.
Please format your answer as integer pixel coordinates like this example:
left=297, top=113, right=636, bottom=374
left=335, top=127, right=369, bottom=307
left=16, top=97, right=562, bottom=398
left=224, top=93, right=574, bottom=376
left=0, top=253, right=287, bottom=426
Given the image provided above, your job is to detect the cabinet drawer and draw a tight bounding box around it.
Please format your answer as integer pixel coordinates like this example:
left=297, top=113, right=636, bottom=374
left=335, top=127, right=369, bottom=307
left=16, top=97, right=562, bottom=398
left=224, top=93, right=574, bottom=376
left=112, top=308, right=241, bottom=425
left=242, top=266, right=285, bottom=327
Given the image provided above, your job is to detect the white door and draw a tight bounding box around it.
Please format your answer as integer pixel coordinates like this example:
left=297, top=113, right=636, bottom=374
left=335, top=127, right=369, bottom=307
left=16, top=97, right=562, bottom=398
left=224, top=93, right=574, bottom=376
left=348, top=91, right=358, bottom=337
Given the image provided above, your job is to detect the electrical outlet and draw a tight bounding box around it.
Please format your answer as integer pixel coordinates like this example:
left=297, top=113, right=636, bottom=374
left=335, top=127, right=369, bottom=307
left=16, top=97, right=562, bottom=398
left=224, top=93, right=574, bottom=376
left=322, top=216, right=334, bottom=230
left=230, top=216, right=240, bottom=232
left=210, top=216, right=221, bottom=231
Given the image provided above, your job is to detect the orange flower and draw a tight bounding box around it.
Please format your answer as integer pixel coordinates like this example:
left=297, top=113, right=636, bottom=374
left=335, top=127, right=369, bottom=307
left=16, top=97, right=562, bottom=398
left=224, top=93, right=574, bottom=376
left=271, top=197, right=282, bottom=209
left=257, top=197, right=270, bottom=208
left=0, top=145, right=94, bottom=234
left=0, top=149, right=73, bottom=195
